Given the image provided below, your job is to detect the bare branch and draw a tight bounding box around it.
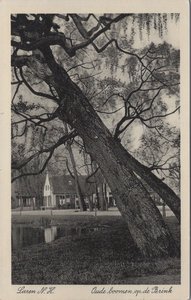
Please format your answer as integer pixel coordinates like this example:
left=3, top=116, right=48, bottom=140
left=12, top=130, right=77, bottom=171
left=86, top=166, right=100, bottom=183
left=70, top=14, right=101, bottom=39
left=19, top=68, right=59, bottom=102
left=11, top=14, right=130, bottom=57
left=141, top=106, right=180, bottom=122
left=65, top=158, right=75, bottom=179
left=149, top=155, right=178, bottom=171
left=95, top=106, right=124, bottom=115
left=12, top=151, right=53, bottom=182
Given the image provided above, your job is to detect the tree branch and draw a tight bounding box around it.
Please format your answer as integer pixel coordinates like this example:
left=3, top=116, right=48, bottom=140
left=19, top=68, right=59, bottom=102
left=12, top=130, right=77, bottom=171
left=11, top=14, right=130, bottom=57
left=12, top=150, right=54, bottom=182
left=86, top=166, right=100, bottom=183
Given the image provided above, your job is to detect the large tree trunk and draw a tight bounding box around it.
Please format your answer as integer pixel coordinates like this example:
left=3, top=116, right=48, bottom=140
left=68, top=125, right=179, bottom=257
left=36, top=48, right=179, bottom=257
left=121, top=150, right=180, bottom=222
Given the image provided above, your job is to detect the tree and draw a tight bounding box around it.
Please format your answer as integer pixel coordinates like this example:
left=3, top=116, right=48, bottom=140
left=64, top=123, right=87, bottom=211
left=134, top=124, right=180, bottom=193
left=11, top=13, right=180, bottom=258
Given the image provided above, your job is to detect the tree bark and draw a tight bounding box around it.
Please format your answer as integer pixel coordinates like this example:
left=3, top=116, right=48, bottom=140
left=32, top=47, right=179, bottom=258
left=120, top=150, right=180, bottom=222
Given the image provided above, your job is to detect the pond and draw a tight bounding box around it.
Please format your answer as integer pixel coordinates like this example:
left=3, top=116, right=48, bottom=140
left=12, top=224, right=109, bottom=250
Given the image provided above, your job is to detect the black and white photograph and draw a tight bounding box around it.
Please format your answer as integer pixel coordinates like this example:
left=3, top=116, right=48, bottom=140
left=0, top=1, right=190, bottom=299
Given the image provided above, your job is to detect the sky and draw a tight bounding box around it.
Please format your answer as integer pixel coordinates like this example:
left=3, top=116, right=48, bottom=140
left=131, top=16, right=179, bottom=49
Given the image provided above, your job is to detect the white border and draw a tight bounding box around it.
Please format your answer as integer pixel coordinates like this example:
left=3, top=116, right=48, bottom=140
left=0, top=1, right=189, bottom=299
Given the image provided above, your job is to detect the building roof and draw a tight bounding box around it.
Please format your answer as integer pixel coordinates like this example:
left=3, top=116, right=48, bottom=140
left=12, top=174, right=45, bottom=198
left=12, top=171, right=104, bottom=200
left=49, top=175, right=95, bottom=196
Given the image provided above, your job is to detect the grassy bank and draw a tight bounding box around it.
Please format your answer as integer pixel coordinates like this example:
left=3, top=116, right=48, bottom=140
left=12, top=215, right=180, bottom=284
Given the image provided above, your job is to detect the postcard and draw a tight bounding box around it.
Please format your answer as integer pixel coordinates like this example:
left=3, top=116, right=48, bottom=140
left=0, top=0, right=189, bottom=299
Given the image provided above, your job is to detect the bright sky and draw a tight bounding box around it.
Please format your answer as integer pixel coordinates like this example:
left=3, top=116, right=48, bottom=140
left=131, top=18, right=179, bottom=49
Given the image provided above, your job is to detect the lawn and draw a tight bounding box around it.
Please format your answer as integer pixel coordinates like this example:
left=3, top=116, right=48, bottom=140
left=12, top=214, right=180, bottom=285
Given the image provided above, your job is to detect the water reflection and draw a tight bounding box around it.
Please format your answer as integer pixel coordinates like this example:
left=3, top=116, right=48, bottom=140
left=12, top=226, right=44, bottom=249
left=44, top=226, right=57, bottom=243
left=12, top=225, right=109, bottom=250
